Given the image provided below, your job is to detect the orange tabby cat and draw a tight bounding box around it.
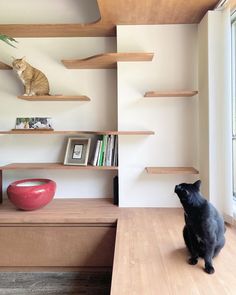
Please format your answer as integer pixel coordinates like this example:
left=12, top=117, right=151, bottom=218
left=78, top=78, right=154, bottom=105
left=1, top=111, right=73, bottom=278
left=12, top=57, right=50, bottom=96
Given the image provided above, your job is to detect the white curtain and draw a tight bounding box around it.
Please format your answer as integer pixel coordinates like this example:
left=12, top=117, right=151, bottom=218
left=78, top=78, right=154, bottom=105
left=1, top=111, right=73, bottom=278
left=198, top=8, right=234, bottom=222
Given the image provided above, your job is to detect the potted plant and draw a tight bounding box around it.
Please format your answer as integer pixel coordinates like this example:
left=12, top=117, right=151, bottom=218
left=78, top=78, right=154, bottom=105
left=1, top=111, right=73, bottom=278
left=0, top=34, right=17, bottom=48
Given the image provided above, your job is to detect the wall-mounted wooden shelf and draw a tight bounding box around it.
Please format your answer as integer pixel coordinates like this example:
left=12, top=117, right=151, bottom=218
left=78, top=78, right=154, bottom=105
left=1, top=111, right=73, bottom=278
left=0, top=24, right=115, bottom=38
left=0, top=61, right=12, bottom=70
left=0, top=130, right=155, bottom=135
left=144, top=91, right=198, bottom=97
left=62, top=52, right=154, bottom=69
left=17, top=95, right=90, bottom=101
left=145, top=167, right=199, bottom=174
left=1, top=163, right=118, bottom=171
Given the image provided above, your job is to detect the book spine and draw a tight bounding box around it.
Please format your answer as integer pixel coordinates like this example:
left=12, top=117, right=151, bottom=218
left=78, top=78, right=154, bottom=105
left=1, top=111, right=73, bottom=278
left=99, top=135, right=106, bottom=166
left=107, top=135, right=114, bottom=166
left=113, top=135, right=118, bottom=166
left=105, top=135, right=111, bottom=166
left=96, top=140, right=102, bottom=166
left=102, top=135, right=109, bottom=166
left=92, top=140, right=101, bottom=166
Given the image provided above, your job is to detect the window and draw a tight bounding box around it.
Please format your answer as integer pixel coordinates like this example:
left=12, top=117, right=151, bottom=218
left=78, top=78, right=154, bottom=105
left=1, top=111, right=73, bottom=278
left=231, top=18, right=236, bottom=209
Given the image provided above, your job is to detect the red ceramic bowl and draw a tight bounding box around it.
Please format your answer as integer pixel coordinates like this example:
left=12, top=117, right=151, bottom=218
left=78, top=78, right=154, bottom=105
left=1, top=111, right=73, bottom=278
left=7, top=178, right=56, bottom=211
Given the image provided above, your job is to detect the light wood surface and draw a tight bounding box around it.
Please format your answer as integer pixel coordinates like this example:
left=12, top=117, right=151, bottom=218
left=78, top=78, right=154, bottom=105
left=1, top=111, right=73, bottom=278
left=0, top=61, right=12, bottom=70
left=0, top=23, right=115, bottom=37
left=0, top=130, right=154, bottom=135
left=1, top=163, right=118, bottom=171
left=0, top=200, right=236, bottom=294
left=145, top=167, right=199, bottom=174
left=0, top=199, right=118, bottom=224
left=0, top=0, right=219, bottom=37
left=144, top=90, right=198, bottom=97
left=0, top=226, right=115, bottom=267
left=17, top=95, right=91, bottom=101
left=61, top=52, right=154, bottom=69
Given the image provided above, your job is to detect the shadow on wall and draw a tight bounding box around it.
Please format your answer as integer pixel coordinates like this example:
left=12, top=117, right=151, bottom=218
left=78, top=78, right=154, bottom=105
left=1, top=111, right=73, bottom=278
left=0, top=0, right=101, bottom=24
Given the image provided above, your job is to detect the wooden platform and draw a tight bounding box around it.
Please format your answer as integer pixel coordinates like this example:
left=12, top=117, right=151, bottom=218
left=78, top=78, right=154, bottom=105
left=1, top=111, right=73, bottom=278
left=0, top=199, right=236, bottom=294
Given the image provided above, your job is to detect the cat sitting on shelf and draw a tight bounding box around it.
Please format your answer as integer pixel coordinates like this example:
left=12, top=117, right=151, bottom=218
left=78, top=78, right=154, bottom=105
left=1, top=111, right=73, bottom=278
left=12, top=57, right=50, bottom=96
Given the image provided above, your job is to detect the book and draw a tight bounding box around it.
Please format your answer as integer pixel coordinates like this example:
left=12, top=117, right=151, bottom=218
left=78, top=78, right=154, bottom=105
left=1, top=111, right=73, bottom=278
left=104, top=135, right=111, bottom=166
left=107, top=135, right=114, bottom=166
left=113, top=135, right=118, bottom=166
left=102, top=135, right=109, bottom=166
left=98, top=135, right=107, bottom=166
left=92, top=140, right=101, bottom=166
left=96, top=140, right=103, bottom=166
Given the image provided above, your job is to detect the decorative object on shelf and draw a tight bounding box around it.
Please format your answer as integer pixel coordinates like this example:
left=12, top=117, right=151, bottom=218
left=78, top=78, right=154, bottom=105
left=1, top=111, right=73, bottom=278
left=113, top=176, right=119, bottom=206
left=7, top=178, right=56, bottom=211
left=0, top=34, right=17, bottom=48
left=64, top=137, right=91, bottom=166
left=15, top=117, right=53, bottom=130
left=12, top=57, right=50, bottom=96
left=0, top=34, right=17, bottom=70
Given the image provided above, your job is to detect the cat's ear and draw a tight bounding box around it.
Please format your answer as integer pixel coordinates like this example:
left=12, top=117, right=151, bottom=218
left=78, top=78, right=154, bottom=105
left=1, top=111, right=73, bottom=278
left=194, top=180, right=201, bottom=190
left=11, top=56, right=16, bottom=61
left=21, top=56, right=26, bottom=61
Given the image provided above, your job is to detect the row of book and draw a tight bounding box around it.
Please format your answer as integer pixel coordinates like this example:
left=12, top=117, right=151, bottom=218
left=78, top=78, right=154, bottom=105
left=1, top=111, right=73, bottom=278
left=92, top=135, right=118, bottom=167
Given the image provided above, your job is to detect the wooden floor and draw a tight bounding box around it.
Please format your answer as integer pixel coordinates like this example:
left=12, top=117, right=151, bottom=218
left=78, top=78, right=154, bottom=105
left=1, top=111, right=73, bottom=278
left=0, top=271, right=111, bottom=295
left=0, top=199, right=236, bottom=294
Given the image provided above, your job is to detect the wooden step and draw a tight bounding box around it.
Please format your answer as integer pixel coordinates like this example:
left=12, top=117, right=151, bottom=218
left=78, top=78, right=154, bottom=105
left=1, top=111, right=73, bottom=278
left=0, top=130, right=155, bottom=135
left=0, top=23, right=115, bottom=37
left=1, top=163, right=118, bottom=171
left=62, top=52, right=154, bottom=69
left=144, top=90, right=198, bottom=97
left=17, top=95, right=91, bottom=101
left=145, top=167, right=199, bottom=174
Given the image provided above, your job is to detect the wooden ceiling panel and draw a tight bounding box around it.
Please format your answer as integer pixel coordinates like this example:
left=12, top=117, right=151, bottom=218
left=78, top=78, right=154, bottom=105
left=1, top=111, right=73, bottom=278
left=0, top=0, right=220, bottom=37
left=97, top=0, right=219, bottom=24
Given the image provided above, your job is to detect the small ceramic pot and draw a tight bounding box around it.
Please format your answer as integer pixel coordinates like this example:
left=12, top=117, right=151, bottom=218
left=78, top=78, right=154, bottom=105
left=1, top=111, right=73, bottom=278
left=7, top=178, right=56, bottom=211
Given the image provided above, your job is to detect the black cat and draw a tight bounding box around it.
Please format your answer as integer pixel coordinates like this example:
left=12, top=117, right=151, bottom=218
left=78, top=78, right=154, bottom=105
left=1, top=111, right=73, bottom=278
left=174, top=180, right=225, bottom=274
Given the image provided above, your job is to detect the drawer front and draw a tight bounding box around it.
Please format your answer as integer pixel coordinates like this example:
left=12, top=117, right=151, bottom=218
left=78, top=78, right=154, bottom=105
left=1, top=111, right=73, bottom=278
left=0, top=225, right=116, bottom=267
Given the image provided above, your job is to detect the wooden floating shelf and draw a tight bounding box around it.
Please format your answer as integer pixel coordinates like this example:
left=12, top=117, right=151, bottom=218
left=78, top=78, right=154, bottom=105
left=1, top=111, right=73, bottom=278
left=0, top=130, right=155, bottom=135
left=17, top=95, right=91, bottom=101
left=1, top=163, right=118, bottom=171
left=145, top=167, right=199, bottom=174
left=0, top=23, right=115, bottom=38
left=0, top=61, right=12, bottom=70
left=62, top=52, right=154, bottom=69
left=144, top=91, right=198, bottom=97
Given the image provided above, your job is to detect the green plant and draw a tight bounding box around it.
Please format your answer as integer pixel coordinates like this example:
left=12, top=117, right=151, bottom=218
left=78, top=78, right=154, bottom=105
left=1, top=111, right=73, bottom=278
left=0, top=34, right=17, bottom=48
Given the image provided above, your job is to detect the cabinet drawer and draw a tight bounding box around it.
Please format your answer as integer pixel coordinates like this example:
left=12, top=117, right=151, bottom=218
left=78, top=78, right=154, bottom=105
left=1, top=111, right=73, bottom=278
left=0, top=225, right=116, bottom=267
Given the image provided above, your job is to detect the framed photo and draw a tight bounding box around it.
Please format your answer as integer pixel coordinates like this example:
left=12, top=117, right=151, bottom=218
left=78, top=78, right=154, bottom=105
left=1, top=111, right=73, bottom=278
left=15, top=117, right=53, bottom=130
left=64, top=137, right=91, bottom=166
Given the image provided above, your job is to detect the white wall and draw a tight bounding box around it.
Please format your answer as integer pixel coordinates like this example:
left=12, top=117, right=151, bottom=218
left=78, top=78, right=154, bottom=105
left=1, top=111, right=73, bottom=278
left=0, top=37, right=117, bottom=198
left=117, top=25, right=199, bottom=207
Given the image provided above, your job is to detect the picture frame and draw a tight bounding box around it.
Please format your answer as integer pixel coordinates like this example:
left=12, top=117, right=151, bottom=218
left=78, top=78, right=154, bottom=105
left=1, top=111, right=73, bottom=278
left=64, top=137, right=91, bottom=166
left=15, top=117, right=53, bottom=130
